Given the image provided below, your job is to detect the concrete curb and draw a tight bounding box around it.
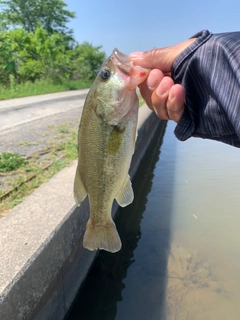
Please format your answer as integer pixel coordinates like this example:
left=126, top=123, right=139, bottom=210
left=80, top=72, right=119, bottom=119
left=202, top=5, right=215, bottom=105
left=0, top=89, right=89, bottom=113
left=0, top=105, right=166, bottom=320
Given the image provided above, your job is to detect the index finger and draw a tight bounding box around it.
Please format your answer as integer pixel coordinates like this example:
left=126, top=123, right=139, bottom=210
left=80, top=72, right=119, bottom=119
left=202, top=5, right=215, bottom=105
left=129, top=38, right=196, bottom=73
left=129, top=47, right=175, bottom=73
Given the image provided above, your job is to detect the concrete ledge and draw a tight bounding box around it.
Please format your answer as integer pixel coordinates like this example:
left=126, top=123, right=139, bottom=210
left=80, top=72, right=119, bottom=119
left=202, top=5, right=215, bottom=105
left=0, top=89, right=89, bottom=112
left=0, top=104, right=166, bottom=320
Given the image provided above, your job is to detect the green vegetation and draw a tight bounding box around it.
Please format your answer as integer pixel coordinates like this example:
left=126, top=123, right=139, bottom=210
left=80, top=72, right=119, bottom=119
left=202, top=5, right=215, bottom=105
left=0, top=0, right=105, bottom=97
left=0, top=0, right=75, bottom=35
left=0, top=152, right=26, bottom=171
left=0, top=27, right=105, bottom=93
left=0, top=77, right=92, bottom=99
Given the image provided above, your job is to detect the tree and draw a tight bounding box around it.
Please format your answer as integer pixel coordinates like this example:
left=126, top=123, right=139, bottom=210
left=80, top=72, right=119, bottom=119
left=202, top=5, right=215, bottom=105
left=0, top=26, right=106, bottom=85
left=0, top=0, right=76, bottom=35
left=70, top=42, right=106, bottom=81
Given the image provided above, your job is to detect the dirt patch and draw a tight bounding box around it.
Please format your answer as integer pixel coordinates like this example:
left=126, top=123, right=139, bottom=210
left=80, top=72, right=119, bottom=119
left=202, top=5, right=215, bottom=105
left=166, top=244, right=237, bottom=320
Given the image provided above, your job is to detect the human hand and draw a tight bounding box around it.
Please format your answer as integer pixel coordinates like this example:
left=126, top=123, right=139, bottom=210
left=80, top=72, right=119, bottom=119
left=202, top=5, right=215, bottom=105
left=129, top=38, right=196, bottom=122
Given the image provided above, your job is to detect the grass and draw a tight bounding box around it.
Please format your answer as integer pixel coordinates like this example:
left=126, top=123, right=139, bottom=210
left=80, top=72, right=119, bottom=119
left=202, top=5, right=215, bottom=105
left=0, top=157, right=73, bottom=214
left=0, top=77, right=146, bottom=102
left=0, top=125, right=78, bottom=216
left=0, top=152, right=26, bottom=172
left=0, top=78, right=92, bottom=100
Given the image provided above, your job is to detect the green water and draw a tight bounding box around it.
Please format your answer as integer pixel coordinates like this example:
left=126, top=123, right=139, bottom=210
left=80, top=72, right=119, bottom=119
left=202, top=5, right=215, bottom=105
left=67, top=121, right=240, bottom=320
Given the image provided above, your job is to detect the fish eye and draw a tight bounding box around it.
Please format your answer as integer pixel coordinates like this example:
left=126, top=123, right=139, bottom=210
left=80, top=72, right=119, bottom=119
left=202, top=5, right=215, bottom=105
left=100, top=69, right=110, bottom=81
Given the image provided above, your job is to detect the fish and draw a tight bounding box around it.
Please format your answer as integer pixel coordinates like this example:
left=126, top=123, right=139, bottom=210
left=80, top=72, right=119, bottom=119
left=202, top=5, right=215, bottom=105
left=74, top=48, right=149, bottom=253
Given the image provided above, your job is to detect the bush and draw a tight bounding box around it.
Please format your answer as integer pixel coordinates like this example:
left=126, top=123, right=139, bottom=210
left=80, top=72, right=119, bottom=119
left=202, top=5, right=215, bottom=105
left=0, top=26, right=105, bottom=86
left=0, top=152, right=26, bottom=172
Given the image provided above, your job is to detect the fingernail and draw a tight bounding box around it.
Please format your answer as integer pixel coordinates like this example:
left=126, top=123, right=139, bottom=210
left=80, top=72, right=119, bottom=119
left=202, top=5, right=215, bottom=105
left=147, top=76, right=158, bottom=90
left=146, top=69, right=162, bottom=90
left=156, top=80, right=167, bottom=96
left=129, top=51, right=143, bottom=59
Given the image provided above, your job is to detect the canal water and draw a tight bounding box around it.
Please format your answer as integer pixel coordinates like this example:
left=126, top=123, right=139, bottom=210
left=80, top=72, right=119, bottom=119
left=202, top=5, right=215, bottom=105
left=67, top=121, right=240, bottom=320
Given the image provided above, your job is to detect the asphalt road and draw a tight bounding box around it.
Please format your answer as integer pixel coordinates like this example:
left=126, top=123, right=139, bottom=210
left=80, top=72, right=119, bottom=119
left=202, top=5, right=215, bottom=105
left=0, top=89, right=89, bottom=156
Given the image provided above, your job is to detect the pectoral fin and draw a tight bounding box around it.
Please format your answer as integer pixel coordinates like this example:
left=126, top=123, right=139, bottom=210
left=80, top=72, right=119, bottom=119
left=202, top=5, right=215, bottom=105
left=115, top=176, right=134, bottom=207
left=73, top=167, right=87, bottom=206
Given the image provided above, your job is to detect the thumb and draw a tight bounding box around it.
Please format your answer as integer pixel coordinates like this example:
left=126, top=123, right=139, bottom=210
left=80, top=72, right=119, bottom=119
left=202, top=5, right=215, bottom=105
left=129, top=38, right=196, bottom=73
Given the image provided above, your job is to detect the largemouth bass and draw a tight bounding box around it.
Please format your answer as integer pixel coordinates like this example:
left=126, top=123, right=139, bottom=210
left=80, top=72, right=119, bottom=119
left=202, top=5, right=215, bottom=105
left=74, top=49, right=149, bottom=253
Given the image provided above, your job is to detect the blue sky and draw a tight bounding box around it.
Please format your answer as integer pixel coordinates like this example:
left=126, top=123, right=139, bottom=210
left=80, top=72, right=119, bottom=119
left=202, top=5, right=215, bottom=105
left=66, top=0, right=240, bottom=57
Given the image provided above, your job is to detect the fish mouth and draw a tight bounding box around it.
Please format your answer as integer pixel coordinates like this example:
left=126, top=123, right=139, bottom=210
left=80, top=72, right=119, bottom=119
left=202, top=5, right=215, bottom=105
left=111, top=48, right=133, bottom=75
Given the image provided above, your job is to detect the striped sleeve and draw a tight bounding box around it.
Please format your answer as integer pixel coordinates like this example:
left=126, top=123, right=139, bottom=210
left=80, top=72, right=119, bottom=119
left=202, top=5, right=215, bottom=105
left=172, top=30, right=240, bottom=148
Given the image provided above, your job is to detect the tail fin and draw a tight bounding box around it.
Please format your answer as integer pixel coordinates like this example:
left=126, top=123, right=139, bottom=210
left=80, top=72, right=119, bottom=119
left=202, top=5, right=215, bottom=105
left=83, top=219, right=121, bottom=253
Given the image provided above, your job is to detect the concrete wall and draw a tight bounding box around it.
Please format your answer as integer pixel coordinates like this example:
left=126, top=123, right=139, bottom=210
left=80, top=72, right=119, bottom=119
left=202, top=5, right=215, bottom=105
left=0, top=104, right=166, bottom=320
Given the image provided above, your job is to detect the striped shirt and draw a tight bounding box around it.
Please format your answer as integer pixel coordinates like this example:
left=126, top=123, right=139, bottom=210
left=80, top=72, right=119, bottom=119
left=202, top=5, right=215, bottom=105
left=173, top=30, right=240, bottom=148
